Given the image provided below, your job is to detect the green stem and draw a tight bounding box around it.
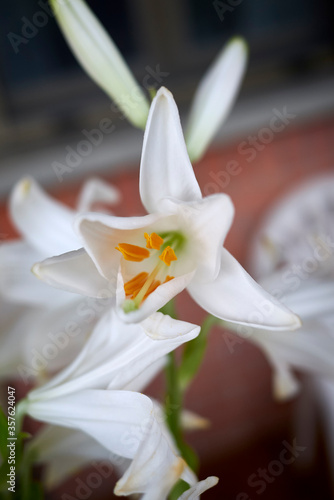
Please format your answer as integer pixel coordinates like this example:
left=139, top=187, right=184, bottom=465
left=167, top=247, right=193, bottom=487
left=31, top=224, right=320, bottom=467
left=165, top=352, right=198, bottom=473
left=178, top=314, right=219, bottom=393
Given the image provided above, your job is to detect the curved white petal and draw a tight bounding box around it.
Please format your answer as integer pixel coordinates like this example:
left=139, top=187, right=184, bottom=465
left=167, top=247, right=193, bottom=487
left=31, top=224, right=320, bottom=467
left=33, top=248, right=113, bottom=298
left=26, top=390, right=151, bottom=458
left=0, top=240, right=70, bottom=306
left=141, top=312, right=200, bottom=341
left=114, top=398, right=193, bottom=499
left=263, top=351, right=300, bottom=401
left=117, top=268, right=196, bottom=324
left=161, top=194, right=234, bottom=282
left=10, top=177, right=79, bottom=256
left=77, top=177, right=121, bottom=212
left=0, top=302, right=38, bottom=379
left=28, top=310, right=199, bottom=400
left=50, top=0, right=149, bottom=128
left=186, top=37, right=248, bottom=162
left=188, top=248, right=301, bottom=330
left=75, top=211, right=165, bottom=281
left=178, top=476, right=219, bottom=500
left=21, top=296, right=105, bottom=377
left=29, top=425, right=127, bottom=489
left=26, top=390, right=191, bottom=498
left=140, top=87, right=202, bottom=213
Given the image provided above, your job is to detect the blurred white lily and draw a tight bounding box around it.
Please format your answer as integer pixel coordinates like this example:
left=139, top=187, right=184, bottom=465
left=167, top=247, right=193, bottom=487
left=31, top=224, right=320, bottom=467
left=21, top=309, right=218, bottom=498
left=242, top=174, right=334, bottom=399
left=0, top=177, right=119, bottom=382
left=185, top=37, right=248, bottom=162
left=34, top=88, right=300, bottom=332
left=225, top=273, right=334, bottom=400
left=29, top=405, right=209, bottom=489
left=50, top=0, right=150, bottom=128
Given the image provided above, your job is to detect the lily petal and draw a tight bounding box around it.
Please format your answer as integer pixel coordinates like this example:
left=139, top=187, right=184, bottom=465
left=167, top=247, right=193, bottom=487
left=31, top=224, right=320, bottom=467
left=29, top=425, right=127, bottom=489
left=10, top=177, right=79, bottom=256
left=186, top=37, right=248, bottom=162
left=161, top=194, right=234, bottom=282
left=178, top=476, right=219, bottom=499
left=188, top=248, right=301, bottom=330
left=33, top=248, right=113, bottom=298
left=26, top=390, right=192, bottom=497
left=117, top=268, right=196, bottom=324
left=0, top=240, right=70, bottom=306
left=26, top=390, right=152, bottom=458
left=28, top=310, right=199, bottom=400
left=75, top=211, right=165, bottom=281
left=50, top=0, right=149, bottom=128
left=77, top=177, right=121, bottom=212
left=0, top=302, right=37, bottom=379
left=140, top=87, right=202, bottom=214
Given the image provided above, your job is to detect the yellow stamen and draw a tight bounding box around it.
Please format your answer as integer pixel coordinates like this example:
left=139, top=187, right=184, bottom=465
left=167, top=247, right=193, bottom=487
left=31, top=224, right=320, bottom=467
left=159, top=246, right=177, bottom=266
left=124, top=272, right=149, bottom=297
left=115, top=243, right=150, bottom=262
left=144, top=232, right=164, bottom=250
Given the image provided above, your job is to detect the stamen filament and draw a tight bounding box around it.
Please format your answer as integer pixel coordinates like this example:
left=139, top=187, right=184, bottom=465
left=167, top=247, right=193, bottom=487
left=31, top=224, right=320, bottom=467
left=133, top=263, right=161, bottom=306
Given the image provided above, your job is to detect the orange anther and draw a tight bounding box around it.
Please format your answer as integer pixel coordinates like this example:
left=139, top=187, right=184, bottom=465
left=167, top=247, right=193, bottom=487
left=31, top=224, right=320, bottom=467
left=163, top=275, right=174, bottom=283
left=115, top=243, right=150, bottom=262
left=124, top=272, right=149, bottom=297
left=159, top=246, right=177, bottom=266
left=144, top=232, right=164, bottom=250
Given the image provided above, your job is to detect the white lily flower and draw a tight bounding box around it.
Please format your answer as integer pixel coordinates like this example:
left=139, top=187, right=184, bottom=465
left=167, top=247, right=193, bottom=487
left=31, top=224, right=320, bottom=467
left=30, top=403, right=210, bottom=490
left=226, top=275, right=334, bottom=400
left=185, top=37, right=248, bottom=162
left=28, top=425, right=127, bottom=490
left=22, top=310, right=218, bottom=498
left=50, top=0, right=149, bottom=128
left=0, top=177, right=119, bottom=381
left=241, top=174, right=334, bottom=399
left=34, top=87, right=300, bottom=333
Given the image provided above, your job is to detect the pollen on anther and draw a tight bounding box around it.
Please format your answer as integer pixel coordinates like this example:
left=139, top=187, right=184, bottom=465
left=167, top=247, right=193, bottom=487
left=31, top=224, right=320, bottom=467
left=163, top=275, right=174, bottom=283
left=115, top=243, right=150, bottom=262
left=159, top=246, right=177, bottom=266
left=144, top=232, right=164, bottom=250
left=124, top=272, right=149, bottom=297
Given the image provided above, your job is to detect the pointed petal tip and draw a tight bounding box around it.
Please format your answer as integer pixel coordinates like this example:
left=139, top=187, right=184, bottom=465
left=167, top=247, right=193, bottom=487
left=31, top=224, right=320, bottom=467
left=228, top=36, right=249, bottom=53
left=156, top=86, right=173, bottom=99
left=12, top=177, right=33, bottom=201
left=31, top=262, right=41, bottom=279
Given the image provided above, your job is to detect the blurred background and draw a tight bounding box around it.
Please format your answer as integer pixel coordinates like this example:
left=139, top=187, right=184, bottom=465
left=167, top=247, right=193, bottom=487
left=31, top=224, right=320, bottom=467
left=1, top=0, right=334, bottom=193
left=1, top=1, right=334, bottom=499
